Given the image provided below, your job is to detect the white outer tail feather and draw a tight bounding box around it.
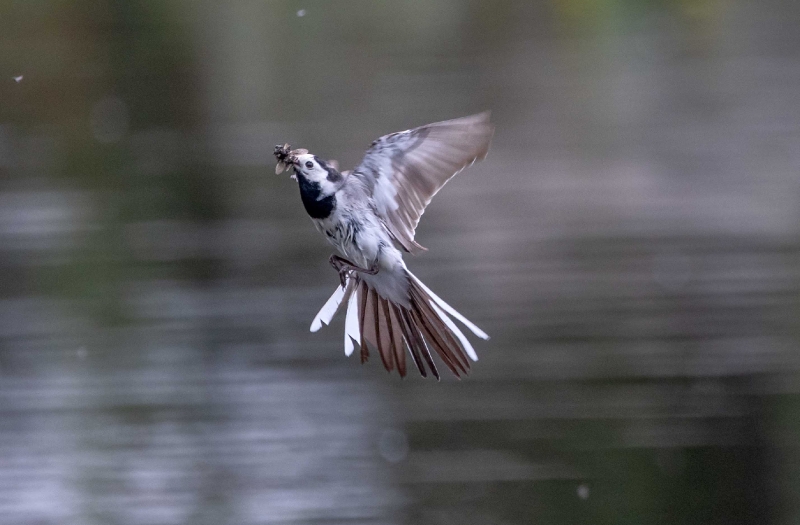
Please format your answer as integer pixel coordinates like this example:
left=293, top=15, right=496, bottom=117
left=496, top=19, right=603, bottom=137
left=406, top=270, right=490, bottom=341
left=311, top=272, right=487, bottom=363
left=309, top=276, right=360, bottom=356
left=310, top=278, right=352, bottom=332
left=344, top=287, right=360, bottom=356
left=429, top=300, right=479, bottom=362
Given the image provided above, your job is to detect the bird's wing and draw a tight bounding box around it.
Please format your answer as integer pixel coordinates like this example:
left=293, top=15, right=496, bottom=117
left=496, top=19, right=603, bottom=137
left=351, top=112, right=494, bottom=253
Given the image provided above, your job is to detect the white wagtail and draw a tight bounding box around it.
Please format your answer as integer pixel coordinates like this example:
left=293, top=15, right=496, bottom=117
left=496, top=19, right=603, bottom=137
left=275, top=112, right=493, bottom=379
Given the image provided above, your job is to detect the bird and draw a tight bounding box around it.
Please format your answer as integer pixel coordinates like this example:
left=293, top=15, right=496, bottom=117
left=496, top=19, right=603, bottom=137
left=274, top=112, right=493, bottom=379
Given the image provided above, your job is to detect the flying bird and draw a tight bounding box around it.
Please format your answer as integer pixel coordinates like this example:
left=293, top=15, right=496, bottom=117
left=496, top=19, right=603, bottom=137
left=275, top=112, right=493, bottom=379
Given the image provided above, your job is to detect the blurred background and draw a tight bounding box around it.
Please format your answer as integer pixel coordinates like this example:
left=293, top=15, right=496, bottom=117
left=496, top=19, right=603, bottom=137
left=0, top=1, right=799, bottom=523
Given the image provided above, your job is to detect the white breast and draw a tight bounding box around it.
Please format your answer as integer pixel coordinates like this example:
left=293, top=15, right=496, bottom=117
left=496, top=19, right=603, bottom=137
left=314, top=209, right=410, bottom=306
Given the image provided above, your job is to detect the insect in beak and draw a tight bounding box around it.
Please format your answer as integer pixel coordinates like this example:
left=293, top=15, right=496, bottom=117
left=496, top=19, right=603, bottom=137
left=274, top=143, right=293, bottom=175
left=274, top=144, right=307, bottom=178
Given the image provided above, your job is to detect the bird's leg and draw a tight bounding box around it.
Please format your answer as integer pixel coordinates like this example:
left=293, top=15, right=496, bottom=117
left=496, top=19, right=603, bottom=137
left=329, top=254, right=379, bottom=288
left=328, top=254, right=348, bottom=287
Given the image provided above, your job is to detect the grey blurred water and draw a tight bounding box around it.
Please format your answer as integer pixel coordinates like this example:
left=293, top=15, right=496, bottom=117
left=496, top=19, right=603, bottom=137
left=1, top=1, right=799, bottom=524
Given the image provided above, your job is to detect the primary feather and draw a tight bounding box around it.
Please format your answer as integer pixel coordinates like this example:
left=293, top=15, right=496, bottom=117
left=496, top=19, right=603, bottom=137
left=352, top=112, right=494, bottom=253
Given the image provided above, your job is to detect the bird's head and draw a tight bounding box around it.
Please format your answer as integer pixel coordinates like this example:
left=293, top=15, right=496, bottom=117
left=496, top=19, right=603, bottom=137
left=274, top=144, right=343, bottom=195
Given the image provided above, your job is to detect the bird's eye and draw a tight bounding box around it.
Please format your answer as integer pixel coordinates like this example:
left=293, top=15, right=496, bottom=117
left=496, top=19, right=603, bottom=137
left=305, top=161, right=314, bottom=169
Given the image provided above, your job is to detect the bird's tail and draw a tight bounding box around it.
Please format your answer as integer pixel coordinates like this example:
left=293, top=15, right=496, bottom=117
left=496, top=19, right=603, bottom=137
left=310, top=271, right=488, bottom=379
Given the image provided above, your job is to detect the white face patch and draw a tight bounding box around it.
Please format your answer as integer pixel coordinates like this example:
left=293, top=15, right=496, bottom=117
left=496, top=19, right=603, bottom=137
left=294, top=154, right=340, bottom=196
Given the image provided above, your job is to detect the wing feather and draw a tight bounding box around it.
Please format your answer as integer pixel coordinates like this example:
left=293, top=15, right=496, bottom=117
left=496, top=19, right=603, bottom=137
left=352, top=112, right=494, bottom=253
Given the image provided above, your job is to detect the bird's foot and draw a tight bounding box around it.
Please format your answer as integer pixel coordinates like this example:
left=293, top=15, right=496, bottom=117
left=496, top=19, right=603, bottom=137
left=336, top=267, right=350, bottom=289
left=329, top=254, right=379, bottom=288
left=328, top=254, right=352, bottom=288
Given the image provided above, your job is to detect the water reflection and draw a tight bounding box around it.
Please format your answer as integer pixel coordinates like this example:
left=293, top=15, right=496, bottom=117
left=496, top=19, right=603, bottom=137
left=0, top=1, right=798, bottom=524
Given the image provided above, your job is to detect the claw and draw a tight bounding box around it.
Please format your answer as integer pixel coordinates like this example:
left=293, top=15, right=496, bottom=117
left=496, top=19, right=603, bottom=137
left=329, top=254, right=377, bottom=289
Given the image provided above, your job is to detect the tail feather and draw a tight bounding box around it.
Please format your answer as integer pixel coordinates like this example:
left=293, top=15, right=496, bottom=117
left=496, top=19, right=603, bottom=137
left=358, top=281, right=370, bottom=364
left=397, top=308, right=428, bottom=377
left=313, top=271, right=487, bottom=379
left=387, top=303, right=407, bottom=377
left=373, top=294, right=394, bottom=373
left=398, top=306, right=434, bottom=379
left=344, top=286, right=360, bottom=356
left=362, top=288, right=379, bottom=356
left=377, top=297, right=396, bottom=373
left=409, top=306, right=463, bottom=377
left=428, top=300, right=479, bottom=362
left=310, top=279, right=353, bottom=332
left=412, top=314, right=440, bottom=380
left=410, top=285, right=470, bottom=372
left=407, top=270, right=489, bottom=341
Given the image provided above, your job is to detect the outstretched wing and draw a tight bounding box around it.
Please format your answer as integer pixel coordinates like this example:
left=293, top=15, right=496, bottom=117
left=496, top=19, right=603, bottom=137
left=351, top=112, right=494, bottom=253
